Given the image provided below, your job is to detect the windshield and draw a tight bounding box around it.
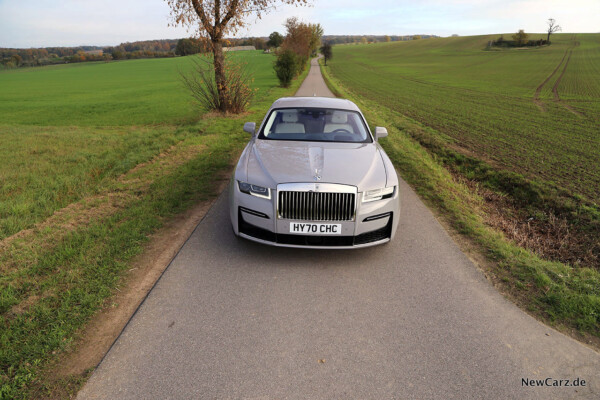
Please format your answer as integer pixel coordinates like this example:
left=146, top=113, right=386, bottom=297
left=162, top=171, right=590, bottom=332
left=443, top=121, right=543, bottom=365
left=258, top=108, right=372, bottom=143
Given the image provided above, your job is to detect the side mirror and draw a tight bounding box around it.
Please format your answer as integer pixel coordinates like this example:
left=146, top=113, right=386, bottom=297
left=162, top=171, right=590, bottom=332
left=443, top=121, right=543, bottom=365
left=375, top=127, right=388, bottom=141
left=243, top=122, right=256, bottom=135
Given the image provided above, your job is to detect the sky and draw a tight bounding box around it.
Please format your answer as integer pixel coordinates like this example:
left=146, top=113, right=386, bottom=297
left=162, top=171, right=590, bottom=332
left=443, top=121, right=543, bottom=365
left=0, top=0, right=598, bottom=48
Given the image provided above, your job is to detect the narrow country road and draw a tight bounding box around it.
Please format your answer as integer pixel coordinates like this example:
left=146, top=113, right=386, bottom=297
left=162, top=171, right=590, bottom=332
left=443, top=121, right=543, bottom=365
left=295, top=56, right=335, bottom=97
left=78, top=58, right=600, bottom=399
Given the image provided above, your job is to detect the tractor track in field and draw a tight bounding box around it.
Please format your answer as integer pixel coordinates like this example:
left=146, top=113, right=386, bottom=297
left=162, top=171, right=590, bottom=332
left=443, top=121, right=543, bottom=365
left=533, top=47, right=568, bottom=111
left=551, top=40, right=583, bottom=117
left=534, top=37, right=582, bottom=116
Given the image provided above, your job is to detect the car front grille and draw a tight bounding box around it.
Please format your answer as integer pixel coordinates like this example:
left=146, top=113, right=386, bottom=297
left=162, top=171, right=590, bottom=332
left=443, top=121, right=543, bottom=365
left=278, top=191, right=356, bottom=221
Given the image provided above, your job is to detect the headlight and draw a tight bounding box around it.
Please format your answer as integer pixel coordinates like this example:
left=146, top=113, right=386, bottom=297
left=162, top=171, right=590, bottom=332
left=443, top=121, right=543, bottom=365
left=362, top=186, right=395, bottom=203
left=238, top=181, right=271, bottom=199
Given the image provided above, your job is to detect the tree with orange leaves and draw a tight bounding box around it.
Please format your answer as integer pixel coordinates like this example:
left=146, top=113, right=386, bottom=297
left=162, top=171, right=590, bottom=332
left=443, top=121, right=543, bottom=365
left=165, top=0, right=310, bottom=112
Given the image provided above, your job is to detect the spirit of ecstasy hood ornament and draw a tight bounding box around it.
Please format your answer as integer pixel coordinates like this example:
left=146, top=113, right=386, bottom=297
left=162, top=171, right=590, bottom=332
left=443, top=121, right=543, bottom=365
left=314, top=168, right=322, bottom=181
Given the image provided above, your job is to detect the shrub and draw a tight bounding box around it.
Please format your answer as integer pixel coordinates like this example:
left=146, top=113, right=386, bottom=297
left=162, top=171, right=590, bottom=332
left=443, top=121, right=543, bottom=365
left=274, top=50, right=298, bottom=88
left=180, top=54, right=255, bottom=113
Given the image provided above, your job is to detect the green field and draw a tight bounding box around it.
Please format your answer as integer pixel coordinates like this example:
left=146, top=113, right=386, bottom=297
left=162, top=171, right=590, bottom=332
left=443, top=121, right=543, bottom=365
left=328, top=34, right=600, bottom=204
left=0, top=51, right=302, bottom=398
left=0, top=52, right=280, bottom=240
left=0, top=53, right=279, bottom=126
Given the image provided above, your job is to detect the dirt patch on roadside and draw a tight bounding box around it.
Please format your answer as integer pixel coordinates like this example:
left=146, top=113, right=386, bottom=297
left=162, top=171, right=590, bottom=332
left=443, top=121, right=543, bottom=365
left=422, top=133, right=599, bottom=269
left=452, top=172, right=598, bottom=269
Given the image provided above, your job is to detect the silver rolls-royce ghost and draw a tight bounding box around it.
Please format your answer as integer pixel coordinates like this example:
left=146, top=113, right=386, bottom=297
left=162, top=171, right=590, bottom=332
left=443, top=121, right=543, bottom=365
left=229, top=97, right=400, bottom=249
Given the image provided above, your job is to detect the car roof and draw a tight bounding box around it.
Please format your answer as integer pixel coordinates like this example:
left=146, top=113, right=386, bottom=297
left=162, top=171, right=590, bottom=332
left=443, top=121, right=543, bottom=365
left=270, top=97, right=361, bottom=112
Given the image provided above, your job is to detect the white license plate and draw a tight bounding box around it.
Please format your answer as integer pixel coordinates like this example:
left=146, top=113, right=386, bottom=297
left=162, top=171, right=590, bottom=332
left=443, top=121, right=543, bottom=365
left=289, top=222, right=342, bottom=235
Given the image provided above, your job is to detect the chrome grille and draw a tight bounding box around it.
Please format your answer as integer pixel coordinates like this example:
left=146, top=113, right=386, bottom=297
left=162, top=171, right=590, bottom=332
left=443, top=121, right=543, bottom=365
left=278, top=191, right=355, bottom=221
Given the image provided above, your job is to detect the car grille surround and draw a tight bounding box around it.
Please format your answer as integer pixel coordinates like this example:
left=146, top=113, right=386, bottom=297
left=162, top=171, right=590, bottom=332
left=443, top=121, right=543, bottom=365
left=277, top=183, right=357, bottom=221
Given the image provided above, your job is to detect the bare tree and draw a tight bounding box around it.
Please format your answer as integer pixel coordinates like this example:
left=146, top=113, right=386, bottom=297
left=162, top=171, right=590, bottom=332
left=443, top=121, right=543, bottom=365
left=547, top=18, right=562, bottom=43
left=166, top=0, right=309, bottom=112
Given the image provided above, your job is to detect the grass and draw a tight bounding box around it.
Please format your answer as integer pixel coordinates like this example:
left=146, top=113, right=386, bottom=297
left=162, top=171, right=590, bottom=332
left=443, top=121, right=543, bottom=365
left=0, top=51, right=284, bottom=242
left=0, top=125, right=181, bottom=240
left=0, top=52, right=279, bottom=126
left=320, top=36, right=600, bottom=340
left=0, top=51, right=307, bottom=399
left=327, top=34, right=600, bottom=204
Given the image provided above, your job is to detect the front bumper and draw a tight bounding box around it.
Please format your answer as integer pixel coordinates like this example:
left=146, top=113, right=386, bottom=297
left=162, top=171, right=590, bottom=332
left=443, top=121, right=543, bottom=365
left=229, top=180, right=400, bottom=249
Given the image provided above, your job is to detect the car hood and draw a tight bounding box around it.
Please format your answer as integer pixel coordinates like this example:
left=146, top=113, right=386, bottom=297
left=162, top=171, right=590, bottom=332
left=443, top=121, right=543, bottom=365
left=246, top=140, right=387, bottom=191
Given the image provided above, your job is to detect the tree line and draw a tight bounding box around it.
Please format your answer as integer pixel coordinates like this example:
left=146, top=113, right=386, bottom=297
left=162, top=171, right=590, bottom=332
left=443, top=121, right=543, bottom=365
left=322, top=34, right=438, bottom=45
left=0, top=39, right=178, bottom=68
left=0, top=36, right=276, bottom=69
left=1, top=33, right=440, bottom=69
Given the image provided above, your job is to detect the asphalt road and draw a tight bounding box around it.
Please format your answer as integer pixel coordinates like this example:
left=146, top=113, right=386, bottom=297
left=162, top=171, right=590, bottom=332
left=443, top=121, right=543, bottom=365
left=78, top=58, right=600, bottom=399
left=295, top=57, right=335, bottom=97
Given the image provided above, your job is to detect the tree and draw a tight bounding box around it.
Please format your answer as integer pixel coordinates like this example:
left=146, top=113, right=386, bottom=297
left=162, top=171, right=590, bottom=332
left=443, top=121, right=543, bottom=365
left=320, top=42, right=332, bottom=65
left=176, top=38, right=188, bottom=55
left=360, top=37, right=367, bottom=44
left=274, top=49, right=298, bottom=87
left=112, top=49, right=126, bottom=60
left=546, top=18, right=561, bottom=43
left=10, top=54, right=22, bottom=67
left=309, top=23, right=323, bottom=56
left=412, top=35, right=421, bottom=40
left=384, top=35, right=391, bottom=42
left=281, top=17, right=314, bottom=69
left=175, top=38, right=208, bottom=55
left=512, top=29, right=528, bottom=46
left=165, top=0, right=309, bottom=113
left=267, top=31, right=283, bottom=48
left=252, top=37, right=267, bottom=50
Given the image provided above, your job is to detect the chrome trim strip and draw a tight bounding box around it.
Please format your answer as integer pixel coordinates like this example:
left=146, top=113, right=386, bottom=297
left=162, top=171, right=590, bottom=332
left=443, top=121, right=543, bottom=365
left=239, top=233, right=390, bottom=250
left=363, top=212, right=392, bottom=222
left=240, top=207, right=270, bottom=219
left=277, top=183, right=357, bottom=193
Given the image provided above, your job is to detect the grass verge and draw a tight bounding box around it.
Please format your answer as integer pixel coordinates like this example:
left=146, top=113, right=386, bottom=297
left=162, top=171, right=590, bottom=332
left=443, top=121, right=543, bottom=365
left=320, top=59, right=600, bottom=345
left=0, top=62, right=309, bottom=399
